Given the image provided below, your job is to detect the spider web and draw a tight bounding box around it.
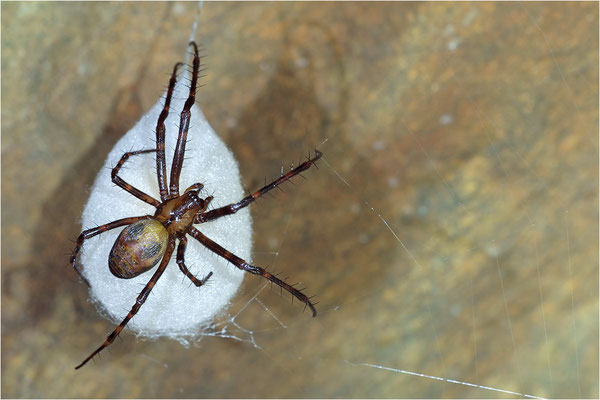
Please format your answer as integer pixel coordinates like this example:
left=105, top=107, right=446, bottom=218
left=173, top=3, right=598, bottom=399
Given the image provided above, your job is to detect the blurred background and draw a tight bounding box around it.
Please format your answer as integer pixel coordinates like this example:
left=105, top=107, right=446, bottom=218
left=2, top=2, right=597, bottom=398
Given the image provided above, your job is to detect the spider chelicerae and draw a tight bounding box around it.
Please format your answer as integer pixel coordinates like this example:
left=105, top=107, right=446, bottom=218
left=71, top=41, right=321, bottom=369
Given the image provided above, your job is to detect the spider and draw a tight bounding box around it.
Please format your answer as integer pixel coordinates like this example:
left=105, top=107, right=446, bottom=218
left=71, top=41, right=321, bottom=369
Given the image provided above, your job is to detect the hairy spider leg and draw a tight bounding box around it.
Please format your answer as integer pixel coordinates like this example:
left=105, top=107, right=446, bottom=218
left=197, top=149, right=323, bottom=224
left=75, top=238, right=177, bottom=369
left=169, top=41, right=201, bottom=198
left=176, top=236, right=213, bottom=286
left=112, top=149, right=161, bottom=207
left=71, top=216, right=153, bottom=287
left=188, top=227, right=317, bottom=317
left=155, top=62, right=183, bottom=202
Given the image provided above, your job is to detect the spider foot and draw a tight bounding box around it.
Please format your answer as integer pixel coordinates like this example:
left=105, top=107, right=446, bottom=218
left=71, top=261, right=91, bottom=287
left=194, top=271, right=213, bottom=287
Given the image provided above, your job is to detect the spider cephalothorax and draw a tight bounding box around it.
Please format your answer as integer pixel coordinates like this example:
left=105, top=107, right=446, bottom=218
left=71, top=42, right=321, bottom=369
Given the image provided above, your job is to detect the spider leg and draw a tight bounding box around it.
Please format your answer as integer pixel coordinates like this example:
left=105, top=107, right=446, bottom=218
left=169, top=41, right=200, bottom=198
left=75, top=237, right=176, bottom=369
left=196, top=150, right=322, bottom=224
left=187, top=227, right=317, bottom=317
left=112, top=149, right=161, bottom=207
left=156, top=62, right=183, bottom=202
left=71, top=215, right=152, bottom=286
left=176, top=237, right=213, bottom=286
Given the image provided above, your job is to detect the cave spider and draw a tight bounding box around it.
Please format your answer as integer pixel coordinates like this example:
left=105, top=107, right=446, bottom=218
left=71, top=41, right=321, bottom=369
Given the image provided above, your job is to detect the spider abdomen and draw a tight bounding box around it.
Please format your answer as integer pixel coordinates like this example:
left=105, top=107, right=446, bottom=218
left=109, top=219, right=168, bottom=279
